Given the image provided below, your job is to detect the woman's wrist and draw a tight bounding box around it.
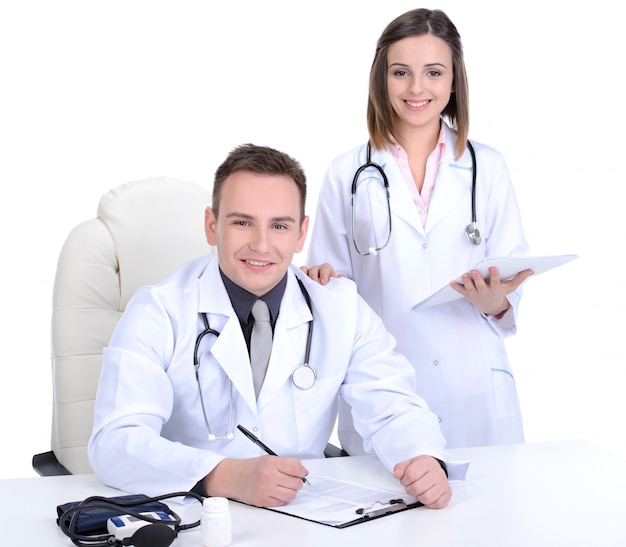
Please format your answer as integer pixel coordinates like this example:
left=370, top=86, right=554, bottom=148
left=486, top=299, right=510, bottom=319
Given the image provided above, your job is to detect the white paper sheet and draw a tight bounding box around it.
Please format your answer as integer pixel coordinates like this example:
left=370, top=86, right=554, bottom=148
left=267, top=473, right=419, bottom=526
left=414, top=254, right=578, bottom=310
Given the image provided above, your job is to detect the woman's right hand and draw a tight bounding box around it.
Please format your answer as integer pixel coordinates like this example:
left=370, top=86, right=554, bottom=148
left=300, top=263, right=344, bottom=285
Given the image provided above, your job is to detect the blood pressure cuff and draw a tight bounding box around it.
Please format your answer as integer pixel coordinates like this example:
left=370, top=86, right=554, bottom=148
left=56, top=494, right=170, bottom=534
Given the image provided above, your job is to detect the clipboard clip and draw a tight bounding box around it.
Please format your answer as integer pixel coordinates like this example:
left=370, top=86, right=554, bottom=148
left=355, top=499, right=407, bottom=518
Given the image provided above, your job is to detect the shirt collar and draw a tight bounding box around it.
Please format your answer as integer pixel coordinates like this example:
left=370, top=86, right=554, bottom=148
left=390, top=120, right=447, bottom=161
left=219, top=269, right=287, bottom=326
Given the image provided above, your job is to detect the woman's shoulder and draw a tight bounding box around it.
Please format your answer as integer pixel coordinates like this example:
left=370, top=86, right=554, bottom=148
left=467, top=137, right=505, bottom=159
left=326, top=141, right=394, bottom=173
left=329, top=142, right=367, bottom=165
left=448, top=132, right=507, bottom=169
left=440, top=122, right=502, bottom=161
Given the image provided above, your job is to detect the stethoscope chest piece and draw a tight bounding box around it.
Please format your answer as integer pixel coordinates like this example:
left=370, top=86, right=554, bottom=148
left=292, top=364, right=317, bottom=390
left=465, top=222, right=481, bottom=246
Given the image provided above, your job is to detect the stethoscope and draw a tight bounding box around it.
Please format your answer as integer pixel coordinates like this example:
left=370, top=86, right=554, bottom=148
left=193, top=278, right=316, bottom=441
left=351, top=139, right=480, bottom=256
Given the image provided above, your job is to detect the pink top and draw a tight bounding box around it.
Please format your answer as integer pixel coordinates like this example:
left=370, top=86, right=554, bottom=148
left=392, top=123, right=447, bottom=227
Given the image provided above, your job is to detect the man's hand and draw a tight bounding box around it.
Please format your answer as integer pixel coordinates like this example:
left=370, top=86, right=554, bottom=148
left=300, top=263, right=344, bottom=285
left=204, top=456, right=309, bottom=507
left=450, top=267, right=534, bottom=317
left=393, top=455, right=452, bottom=509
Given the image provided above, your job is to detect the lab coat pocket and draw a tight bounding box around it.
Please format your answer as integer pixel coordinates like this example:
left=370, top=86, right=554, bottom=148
left=491, top=368, right=521, bottom=419
left=293, top=372, right=344, bottom=454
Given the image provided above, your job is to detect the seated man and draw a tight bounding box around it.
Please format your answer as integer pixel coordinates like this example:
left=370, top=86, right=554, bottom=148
left=88, top=144, right=467, bottom=510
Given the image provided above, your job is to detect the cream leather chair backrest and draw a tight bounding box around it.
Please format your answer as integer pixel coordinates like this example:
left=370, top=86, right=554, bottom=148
left=46, top=177, right=212, bottom=474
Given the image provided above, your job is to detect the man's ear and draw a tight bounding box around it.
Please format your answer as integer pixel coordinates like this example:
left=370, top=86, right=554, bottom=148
left=205, top=207, right=217, bottom=246
left=295, top=215, right=310, bottom=254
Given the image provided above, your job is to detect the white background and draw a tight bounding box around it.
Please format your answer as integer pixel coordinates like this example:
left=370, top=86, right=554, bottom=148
left=0, top=0, right=624, bottom=479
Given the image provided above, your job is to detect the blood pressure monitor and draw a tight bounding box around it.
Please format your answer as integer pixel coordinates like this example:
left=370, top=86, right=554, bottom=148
left=107, top=511, right=175, bottom=540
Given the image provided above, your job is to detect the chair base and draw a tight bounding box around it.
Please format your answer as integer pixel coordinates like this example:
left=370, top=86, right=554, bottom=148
left=32, top=451, right=71, bottom=476
left=324, top=443, right=348, bottom=458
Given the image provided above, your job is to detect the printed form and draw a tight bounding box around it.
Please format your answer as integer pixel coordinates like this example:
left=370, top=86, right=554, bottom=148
left=265, top=474, right=420, bottom=527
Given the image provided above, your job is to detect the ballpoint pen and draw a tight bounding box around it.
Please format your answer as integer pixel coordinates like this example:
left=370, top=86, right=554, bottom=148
left=236, top=424, right=312, bottom=486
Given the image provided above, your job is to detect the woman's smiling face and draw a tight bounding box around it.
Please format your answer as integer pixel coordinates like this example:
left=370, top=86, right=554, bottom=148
left=386, top=34, right=454, bottom=137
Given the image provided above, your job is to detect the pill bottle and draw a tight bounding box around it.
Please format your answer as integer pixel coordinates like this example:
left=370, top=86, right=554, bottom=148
left=201, top=497, right=232, bottom=547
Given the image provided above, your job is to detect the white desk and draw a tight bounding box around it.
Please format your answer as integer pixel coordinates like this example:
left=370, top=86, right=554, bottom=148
left=4, top=440, right=626, bottom=547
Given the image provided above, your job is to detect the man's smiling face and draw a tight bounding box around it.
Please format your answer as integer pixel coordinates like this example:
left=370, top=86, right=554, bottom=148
left=205, top=170, right=309, bottom=296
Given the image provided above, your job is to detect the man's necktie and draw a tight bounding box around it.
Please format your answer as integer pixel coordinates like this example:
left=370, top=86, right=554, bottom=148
left=250, top=299, right=272, bottom=398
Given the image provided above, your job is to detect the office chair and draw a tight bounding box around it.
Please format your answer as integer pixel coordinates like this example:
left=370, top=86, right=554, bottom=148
left=33, top=177, right=212, bottom=475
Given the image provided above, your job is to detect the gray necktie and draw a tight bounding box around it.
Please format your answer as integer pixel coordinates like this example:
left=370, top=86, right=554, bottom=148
left=250, top=299, right=272, bottom=398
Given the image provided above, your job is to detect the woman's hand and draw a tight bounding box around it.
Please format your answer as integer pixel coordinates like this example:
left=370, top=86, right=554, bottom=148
left=300, top=263, right=345, bottom=285
left=450, top=267, right=534, bottom=318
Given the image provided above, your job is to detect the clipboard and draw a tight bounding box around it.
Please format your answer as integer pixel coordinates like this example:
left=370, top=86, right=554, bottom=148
left=414, top=254, right=578, bottom=310
left=252, top=473, right=423, bottom=528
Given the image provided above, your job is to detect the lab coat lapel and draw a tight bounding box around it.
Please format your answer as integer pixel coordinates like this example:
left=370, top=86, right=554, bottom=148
left=257, top=270, right=312, bottom=410
left=425, top=130, right=472, bottom=234
left=197, top=260, right=257, bottom=413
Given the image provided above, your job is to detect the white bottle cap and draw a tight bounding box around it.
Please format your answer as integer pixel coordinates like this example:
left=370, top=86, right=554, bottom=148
left=203, top=497, right=229, bottom=513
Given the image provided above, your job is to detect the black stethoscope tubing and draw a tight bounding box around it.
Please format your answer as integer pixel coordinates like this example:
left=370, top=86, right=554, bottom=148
left=467, top=139, right=477, bottom=225
left=194, top=313, right=234, bottom=440
left=193, top=278, right=315, bottom=441
left=350, top=141, right=392, bottom=256
left=465, top=140, right=481, bottom=245
left=351, top=139, right=480, bottom=253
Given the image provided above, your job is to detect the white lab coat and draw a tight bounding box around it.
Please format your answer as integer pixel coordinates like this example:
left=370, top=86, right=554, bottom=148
left=307, top=123, right=529, bottom=450
left=88, top=255, right=457, bottom=495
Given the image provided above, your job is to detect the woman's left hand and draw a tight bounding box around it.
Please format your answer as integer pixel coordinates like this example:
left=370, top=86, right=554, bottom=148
left=450, top=267, right=534, bottom=318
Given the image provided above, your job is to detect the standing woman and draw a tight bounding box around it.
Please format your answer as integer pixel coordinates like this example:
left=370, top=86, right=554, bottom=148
left=306, top=8, right=533, bottom=450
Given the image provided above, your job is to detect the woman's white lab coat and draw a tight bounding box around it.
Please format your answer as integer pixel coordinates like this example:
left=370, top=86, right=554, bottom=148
left=88, top=255, right=454, bottom=495
left=307, top=124, right=529, bottom=450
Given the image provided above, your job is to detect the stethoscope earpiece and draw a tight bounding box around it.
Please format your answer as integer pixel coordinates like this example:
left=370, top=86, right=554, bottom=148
left=207, top=431, right=235, bottom=441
